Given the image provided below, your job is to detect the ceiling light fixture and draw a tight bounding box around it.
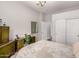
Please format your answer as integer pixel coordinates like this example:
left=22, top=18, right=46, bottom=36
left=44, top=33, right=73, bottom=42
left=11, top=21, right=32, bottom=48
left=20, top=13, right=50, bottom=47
left=36, top=1, right=46, bottom=7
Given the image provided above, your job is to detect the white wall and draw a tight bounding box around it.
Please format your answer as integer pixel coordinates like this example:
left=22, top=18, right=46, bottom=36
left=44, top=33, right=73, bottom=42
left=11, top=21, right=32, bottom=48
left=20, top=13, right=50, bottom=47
left=0, top=2, right=40, bottom=40
left=53, top=9, right=79, bottom=20
left=52, top=9, right=79, bottom=41
left=43, top=14, right=52, bottom=22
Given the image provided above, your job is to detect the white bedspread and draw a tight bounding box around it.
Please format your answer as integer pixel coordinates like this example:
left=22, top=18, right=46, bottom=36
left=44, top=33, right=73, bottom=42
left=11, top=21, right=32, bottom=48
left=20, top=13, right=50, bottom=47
left=16, top=40, right=74, bottom=58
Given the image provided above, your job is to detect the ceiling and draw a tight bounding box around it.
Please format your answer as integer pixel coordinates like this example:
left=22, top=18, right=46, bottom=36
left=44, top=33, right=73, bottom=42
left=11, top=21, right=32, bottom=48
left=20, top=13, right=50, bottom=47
left=22, top=1, right=79, bottom=14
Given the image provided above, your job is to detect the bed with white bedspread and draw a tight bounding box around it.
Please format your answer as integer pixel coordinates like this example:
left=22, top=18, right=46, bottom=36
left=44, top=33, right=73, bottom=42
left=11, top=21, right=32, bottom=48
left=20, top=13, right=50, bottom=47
left=15, top=40, right=75, bottom=58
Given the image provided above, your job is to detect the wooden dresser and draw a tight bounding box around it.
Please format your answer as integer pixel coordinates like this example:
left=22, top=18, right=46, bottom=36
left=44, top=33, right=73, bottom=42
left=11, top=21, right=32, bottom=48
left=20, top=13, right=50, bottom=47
left=0, top=26, right=9, bottom=45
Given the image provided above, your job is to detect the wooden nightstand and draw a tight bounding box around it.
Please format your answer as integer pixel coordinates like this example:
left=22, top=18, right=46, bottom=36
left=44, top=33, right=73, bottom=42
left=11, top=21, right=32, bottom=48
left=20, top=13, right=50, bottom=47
left=31, top=36, right=36, bottom=43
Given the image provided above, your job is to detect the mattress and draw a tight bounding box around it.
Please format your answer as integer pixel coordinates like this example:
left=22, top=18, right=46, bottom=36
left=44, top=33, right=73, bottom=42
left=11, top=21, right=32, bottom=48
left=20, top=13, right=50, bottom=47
left=15, top=40, right=74, bottom=58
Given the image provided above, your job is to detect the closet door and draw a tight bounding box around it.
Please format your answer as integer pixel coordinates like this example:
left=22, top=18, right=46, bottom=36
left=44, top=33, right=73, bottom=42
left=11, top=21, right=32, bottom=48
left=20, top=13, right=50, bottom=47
left=67, top=19, right=79, bottom=45
left=40, top=22, right=50, bottom=40
left=55, top=20, right=66, bottom=44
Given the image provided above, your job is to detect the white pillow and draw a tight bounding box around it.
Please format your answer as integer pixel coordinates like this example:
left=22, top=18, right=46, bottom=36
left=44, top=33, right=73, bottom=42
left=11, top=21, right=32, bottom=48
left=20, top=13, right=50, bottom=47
left=73, top=42, right=79, bottom=57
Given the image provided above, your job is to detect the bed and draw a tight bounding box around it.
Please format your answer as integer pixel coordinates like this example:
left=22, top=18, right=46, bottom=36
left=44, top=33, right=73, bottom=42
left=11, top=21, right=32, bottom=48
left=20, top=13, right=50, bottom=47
left=13, top=40, right=75, bottom=58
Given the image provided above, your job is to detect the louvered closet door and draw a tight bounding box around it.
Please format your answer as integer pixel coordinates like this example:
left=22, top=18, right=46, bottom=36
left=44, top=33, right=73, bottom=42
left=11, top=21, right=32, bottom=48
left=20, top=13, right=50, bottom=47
left=67, top=19, right=79, bottom=45
left=55, top=19, right=66, bottom=44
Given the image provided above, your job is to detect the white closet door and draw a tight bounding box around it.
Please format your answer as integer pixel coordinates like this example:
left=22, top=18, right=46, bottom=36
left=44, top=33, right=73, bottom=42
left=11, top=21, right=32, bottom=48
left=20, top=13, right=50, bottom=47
left=55, top=20, right=66, bottom=43
left=41, top=22, right=50, bottom=40
left=67, top=19, right=79, bottom=45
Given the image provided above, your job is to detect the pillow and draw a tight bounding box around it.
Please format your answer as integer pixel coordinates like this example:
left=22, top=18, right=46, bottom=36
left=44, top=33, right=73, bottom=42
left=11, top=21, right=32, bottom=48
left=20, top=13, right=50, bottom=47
left=73, top=42, right=79, bottom=57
